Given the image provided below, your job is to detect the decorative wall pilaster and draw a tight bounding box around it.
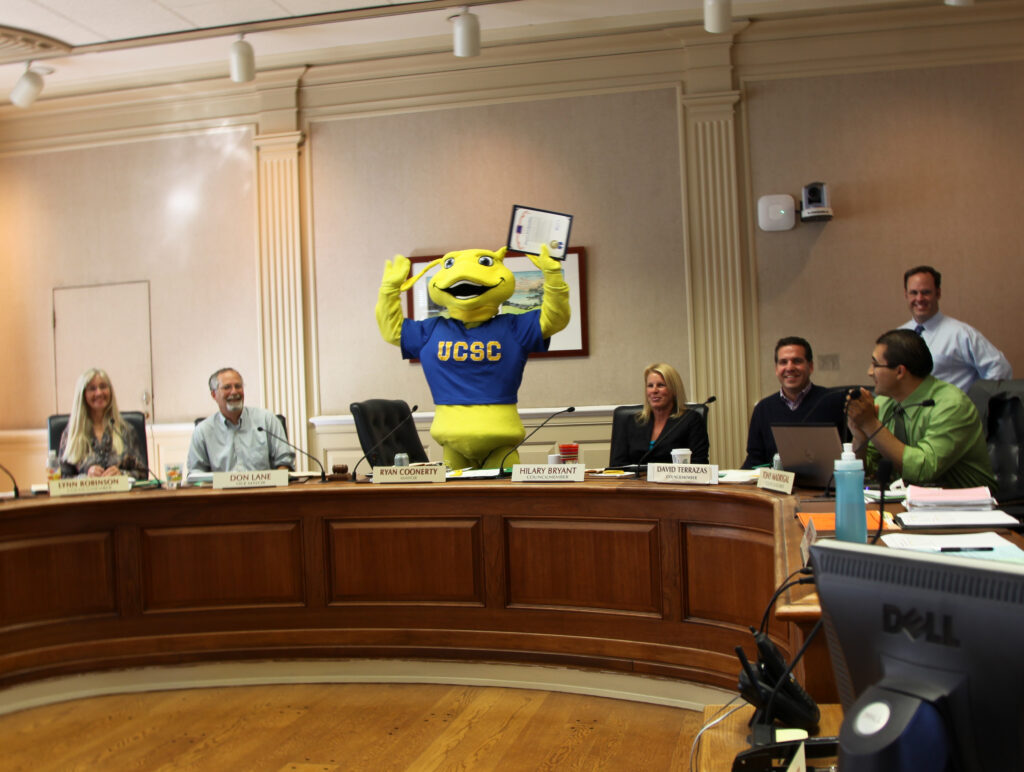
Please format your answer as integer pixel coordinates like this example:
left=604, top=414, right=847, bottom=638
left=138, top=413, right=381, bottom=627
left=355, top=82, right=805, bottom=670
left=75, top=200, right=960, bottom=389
left=254, top=130, right=309, bottom=452
left=678, top=30, right=753, bottom=469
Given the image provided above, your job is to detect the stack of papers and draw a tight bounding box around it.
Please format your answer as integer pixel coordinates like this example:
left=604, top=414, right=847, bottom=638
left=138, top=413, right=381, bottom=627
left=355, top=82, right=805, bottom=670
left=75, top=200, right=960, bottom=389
left=905, top=485, right=996, bottom=510
left=896, top=509, right=1018, bottom=529
left=881, top=531, right=1024, bottom=562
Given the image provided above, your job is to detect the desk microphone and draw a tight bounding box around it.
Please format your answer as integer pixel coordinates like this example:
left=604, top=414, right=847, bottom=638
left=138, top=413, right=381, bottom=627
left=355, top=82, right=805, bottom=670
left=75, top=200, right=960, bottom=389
left=871, top=458, right=895, bottom=545
left=498, top=406, right=576, bottom=476
left=895, top=398, right=936, bottom=415
left=111, top=417, right=158, bottom=483
left=0, top=461, right=19, bottom=499
left=257, top=426, right=327, bottom=483
left=351, top=405, right=419, bottom=481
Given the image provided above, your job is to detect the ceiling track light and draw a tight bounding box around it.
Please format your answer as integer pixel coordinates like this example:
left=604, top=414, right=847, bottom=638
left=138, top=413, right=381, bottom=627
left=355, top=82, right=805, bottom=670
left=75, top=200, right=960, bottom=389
left=450, top=7, right=480, bottom=58
left=704, top=0, right=732, bottom=34
left=9, top=61, right=52, bottom=108
left=229, top=34, right=255, bottom=83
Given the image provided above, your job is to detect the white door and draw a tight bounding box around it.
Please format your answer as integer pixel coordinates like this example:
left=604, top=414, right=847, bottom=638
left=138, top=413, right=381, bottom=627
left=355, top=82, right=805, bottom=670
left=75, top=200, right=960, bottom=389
left=53, top=281, right=154, bottom=420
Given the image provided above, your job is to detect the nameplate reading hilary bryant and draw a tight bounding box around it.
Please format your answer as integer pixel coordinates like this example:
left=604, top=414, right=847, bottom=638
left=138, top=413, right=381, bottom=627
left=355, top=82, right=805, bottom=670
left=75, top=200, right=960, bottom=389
left=511, top=464, right=585, bottom=483
left=757, top=468, right=796, bottom=495
left=49, top=475, right=133, bottom=497
left=647, top=464, right=719, bottom=485
left=372, top=465, right=447, bottom=484
left=213, top=469, right=289, bottom=489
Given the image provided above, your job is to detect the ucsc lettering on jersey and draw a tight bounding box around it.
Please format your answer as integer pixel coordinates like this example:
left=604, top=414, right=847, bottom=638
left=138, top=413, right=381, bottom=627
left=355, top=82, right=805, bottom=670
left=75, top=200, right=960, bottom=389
left=436, top=340, right=502, bottom=362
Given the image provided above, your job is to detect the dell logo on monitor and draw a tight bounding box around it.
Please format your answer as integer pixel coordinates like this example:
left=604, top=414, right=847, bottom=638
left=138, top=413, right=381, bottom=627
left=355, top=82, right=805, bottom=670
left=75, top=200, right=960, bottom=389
left=883, top=604, right=961, bottom=647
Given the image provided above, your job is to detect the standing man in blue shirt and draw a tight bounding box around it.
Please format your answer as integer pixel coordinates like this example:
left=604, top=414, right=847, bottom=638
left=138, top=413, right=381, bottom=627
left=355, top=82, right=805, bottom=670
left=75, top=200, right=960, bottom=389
left=899, top=266, right=1011, bottom=393
left=187, top=368, right=294, bottom=473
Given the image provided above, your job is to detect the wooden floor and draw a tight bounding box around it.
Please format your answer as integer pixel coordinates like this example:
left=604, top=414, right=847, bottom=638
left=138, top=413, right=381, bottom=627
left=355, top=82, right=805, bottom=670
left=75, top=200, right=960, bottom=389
left=0, top=683, right=705, bottom=771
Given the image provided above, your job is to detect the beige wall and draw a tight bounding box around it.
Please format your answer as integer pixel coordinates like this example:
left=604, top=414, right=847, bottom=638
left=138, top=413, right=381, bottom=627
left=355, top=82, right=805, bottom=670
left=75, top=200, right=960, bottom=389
left=0, top=127, right=262, bottom=429
left=745, top=59, right=1024, bottom=396
left=309, top=89, right=690, bottom=415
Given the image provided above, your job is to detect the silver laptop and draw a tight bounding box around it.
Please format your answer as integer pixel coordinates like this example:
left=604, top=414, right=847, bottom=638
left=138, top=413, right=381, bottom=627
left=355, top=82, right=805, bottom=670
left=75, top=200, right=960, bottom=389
left=770, top=423, right=843, bottom=489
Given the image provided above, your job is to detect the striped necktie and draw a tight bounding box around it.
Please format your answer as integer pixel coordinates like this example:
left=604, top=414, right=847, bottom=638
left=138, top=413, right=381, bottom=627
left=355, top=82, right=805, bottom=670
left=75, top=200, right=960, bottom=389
left=913, top=324, right=924, bottom=335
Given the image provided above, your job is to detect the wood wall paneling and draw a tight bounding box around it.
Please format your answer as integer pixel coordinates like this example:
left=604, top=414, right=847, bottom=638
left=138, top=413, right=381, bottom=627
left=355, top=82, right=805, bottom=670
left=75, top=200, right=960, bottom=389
left=0, top=532, right=116, bottom=628
left=326, top=518, right=484, bottom=605
left=141, top=523, right=305, bottom=611
left=505, top=518, right=661, bottom=615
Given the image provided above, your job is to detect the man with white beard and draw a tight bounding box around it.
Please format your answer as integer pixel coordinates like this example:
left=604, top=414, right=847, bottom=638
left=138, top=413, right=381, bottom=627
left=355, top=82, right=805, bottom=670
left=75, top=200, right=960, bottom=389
left=187, top=368, right=294, bottom=473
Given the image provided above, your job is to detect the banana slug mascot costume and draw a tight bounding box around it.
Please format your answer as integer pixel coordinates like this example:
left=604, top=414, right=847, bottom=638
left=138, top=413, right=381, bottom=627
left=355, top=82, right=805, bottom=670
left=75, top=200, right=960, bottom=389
left=376, top=245, right=570, bottom=469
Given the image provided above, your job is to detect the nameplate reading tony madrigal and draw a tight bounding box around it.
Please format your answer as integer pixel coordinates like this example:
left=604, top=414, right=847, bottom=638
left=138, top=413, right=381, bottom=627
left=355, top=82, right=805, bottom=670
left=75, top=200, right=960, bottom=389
left=647, top=464, right=719, bottom=485
left=757, top=468, right=795, bottom=494
left=214, top=469, right=289, bottom=489
left=372, top=465, right=447, bottom=484
left=511, top=464, right=585, bottom=483
left=49, top=475, right=133, bottom=497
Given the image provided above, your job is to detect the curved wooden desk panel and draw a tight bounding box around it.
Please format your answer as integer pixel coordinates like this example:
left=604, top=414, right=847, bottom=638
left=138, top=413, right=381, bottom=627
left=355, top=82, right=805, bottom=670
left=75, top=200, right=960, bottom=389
left=0, top=481, right=800, bottom=692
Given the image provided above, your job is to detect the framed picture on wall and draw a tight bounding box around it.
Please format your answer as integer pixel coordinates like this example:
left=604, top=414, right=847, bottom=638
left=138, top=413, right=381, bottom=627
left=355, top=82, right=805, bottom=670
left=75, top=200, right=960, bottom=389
left=404, top=247, right=589, bottom=358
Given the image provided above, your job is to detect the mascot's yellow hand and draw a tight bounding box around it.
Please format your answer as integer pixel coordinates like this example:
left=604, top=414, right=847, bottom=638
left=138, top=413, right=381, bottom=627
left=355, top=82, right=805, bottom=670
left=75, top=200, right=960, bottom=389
left=382, top=255, right=411, bottom=291
left=527, top=243, right=561, bottom=274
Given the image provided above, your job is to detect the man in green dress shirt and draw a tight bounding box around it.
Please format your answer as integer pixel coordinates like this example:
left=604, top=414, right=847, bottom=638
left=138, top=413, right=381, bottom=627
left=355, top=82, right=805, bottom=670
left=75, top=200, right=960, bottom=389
left=846, top=329, right=995, bottom=489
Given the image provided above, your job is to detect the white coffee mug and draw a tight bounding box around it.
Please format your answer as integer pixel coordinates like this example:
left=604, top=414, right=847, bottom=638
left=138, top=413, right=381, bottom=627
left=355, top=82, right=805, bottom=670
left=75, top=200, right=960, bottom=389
left=671, top=448, right=692, bottom=464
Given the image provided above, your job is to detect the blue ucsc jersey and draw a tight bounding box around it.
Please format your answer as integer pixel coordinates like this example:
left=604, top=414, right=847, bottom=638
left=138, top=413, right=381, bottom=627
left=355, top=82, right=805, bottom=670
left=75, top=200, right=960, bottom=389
left=401, top=311, right=549, bottom=405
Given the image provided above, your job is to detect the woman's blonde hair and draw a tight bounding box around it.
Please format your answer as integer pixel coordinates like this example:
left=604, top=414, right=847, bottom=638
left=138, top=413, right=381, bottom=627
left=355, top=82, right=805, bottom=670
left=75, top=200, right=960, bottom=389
left=62, top=368, right=127, bottom=464
left=638, top=363, right=688, bottom=423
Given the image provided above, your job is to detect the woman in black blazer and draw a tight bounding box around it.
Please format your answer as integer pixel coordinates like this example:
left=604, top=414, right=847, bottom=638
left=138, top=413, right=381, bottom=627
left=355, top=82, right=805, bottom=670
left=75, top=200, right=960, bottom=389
left=608, top=363, right=710, bottom=467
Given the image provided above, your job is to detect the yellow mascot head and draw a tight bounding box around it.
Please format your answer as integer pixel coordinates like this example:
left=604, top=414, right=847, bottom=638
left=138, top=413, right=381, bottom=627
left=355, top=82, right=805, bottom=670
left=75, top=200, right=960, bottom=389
left=402, top=247, right=512, bottom=324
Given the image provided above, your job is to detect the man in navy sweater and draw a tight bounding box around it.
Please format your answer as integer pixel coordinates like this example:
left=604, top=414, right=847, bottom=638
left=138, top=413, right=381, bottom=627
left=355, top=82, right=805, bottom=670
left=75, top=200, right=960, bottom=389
left=742, top=337, right=847, bottom=468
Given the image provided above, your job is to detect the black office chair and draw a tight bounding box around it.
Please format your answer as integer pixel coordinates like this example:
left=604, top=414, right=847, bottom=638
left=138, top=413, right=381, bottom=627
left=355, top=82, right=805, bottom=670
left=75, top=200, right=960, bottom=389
left=47, top=411, right=149, bottom=470
left=350, top=399, right=428, bottom=468
left=194, top=413, right=287, bottom=438
left=968, top=379, right=1024, bottom=517
left=609, top=401, right=711, bottom=466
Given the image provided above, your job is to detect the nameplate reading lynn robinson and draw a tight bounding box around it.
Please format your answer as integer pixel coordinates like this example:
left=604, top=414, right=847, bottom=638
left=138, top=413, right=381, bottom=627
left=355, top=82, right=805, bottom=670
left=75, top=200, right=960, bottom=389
left=49, top=475, right=133, bottom=497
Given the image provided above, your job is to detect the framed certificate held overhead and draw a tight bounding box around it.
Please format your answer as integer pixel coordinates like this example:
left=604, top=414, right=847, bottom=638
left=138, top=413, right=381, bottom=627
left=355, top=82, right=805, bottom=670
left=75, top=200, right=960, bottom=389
left=507, top=205, right=573, bottom=259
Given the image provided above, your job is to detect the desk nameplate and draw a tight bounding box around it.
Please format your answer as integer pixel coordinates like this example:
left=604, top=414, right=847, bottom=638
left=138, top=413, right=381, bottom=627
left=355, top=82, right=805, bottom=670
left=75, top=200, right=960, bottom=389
left=49, top=476, right=133, bottom=497
left=511, top=464, right=585, bottom=482
left=647, top=464, right=718, bottom=485
left=372, top=465, right=446, bottom=484
left=758, top=469, right=795, bottom=494
left=213, top=470, right=289, bottom=489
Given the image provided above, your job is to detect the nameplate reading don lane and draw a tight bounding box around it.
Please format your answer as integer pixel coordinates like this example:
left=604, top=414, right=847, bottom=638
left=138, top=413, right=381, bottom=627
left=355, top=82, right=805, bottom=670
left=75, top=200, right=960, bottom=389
left=213, top=469, right=289, bottom=489
left=372, top=465, right=447, bottom=484
left=511, top=464, right=585, bottom=483
left=647, top=463, right=719, bottom=485
left=49, top=475, right=133, bottom=497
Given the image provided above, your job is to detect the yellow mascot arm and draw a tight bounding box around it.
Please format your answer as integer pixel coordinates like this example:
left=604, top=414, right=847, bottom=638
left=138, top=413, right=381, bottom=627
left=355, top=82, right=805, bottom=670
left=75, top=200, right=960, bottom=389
left=375, top=255, right=411, bottom=346
left=528, top=244, right=571, bottom=339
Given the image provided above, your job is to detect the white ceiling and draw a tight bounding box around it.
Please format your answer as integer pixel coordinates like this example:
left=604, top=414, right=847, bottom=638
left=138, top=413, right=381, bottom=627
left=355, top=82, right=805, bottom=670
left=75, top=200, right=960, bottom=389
left=0, top=0, right=966, bottom=100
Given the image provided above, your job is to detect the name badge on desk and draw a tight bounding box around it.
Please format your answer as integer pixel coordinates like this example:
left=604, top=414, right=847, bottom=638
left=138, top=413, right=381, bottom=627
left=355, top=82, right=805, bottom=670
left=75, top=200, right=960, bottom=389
left=512, top=464, right=585, bottom=482
left=49, top=475, right=133, bottom=497
left=214, top=469, right=289, bottom=489
left=757, top=468, right=795, bottom=495
left=648, top=464, right=719, bottom=485
left=372, top=465, right=447, bottom=484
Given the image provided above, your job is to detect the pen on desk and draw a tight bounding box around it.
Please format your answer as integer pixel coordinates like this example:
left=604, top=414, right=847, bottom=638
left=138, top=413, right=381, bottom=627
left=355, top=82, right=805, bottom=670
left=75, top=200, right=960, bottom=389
left=939, top=546, right=994, bottom=552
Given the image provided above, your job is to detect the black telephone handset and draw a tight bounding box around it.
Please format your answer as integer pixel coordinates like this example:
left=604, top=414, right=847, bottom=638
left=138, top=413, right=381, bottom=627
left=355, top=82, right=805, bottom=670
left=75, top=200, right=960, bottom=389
left=736, top=630, right=820, bottom=732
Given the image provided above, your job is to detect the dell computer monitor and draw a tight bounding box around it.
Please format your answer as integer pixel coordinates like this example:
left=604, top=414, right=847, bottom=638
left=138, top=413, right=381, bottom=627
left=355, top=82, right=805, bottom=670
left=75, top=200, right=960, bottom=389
left=811, top=539, right=1024, bottom=771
